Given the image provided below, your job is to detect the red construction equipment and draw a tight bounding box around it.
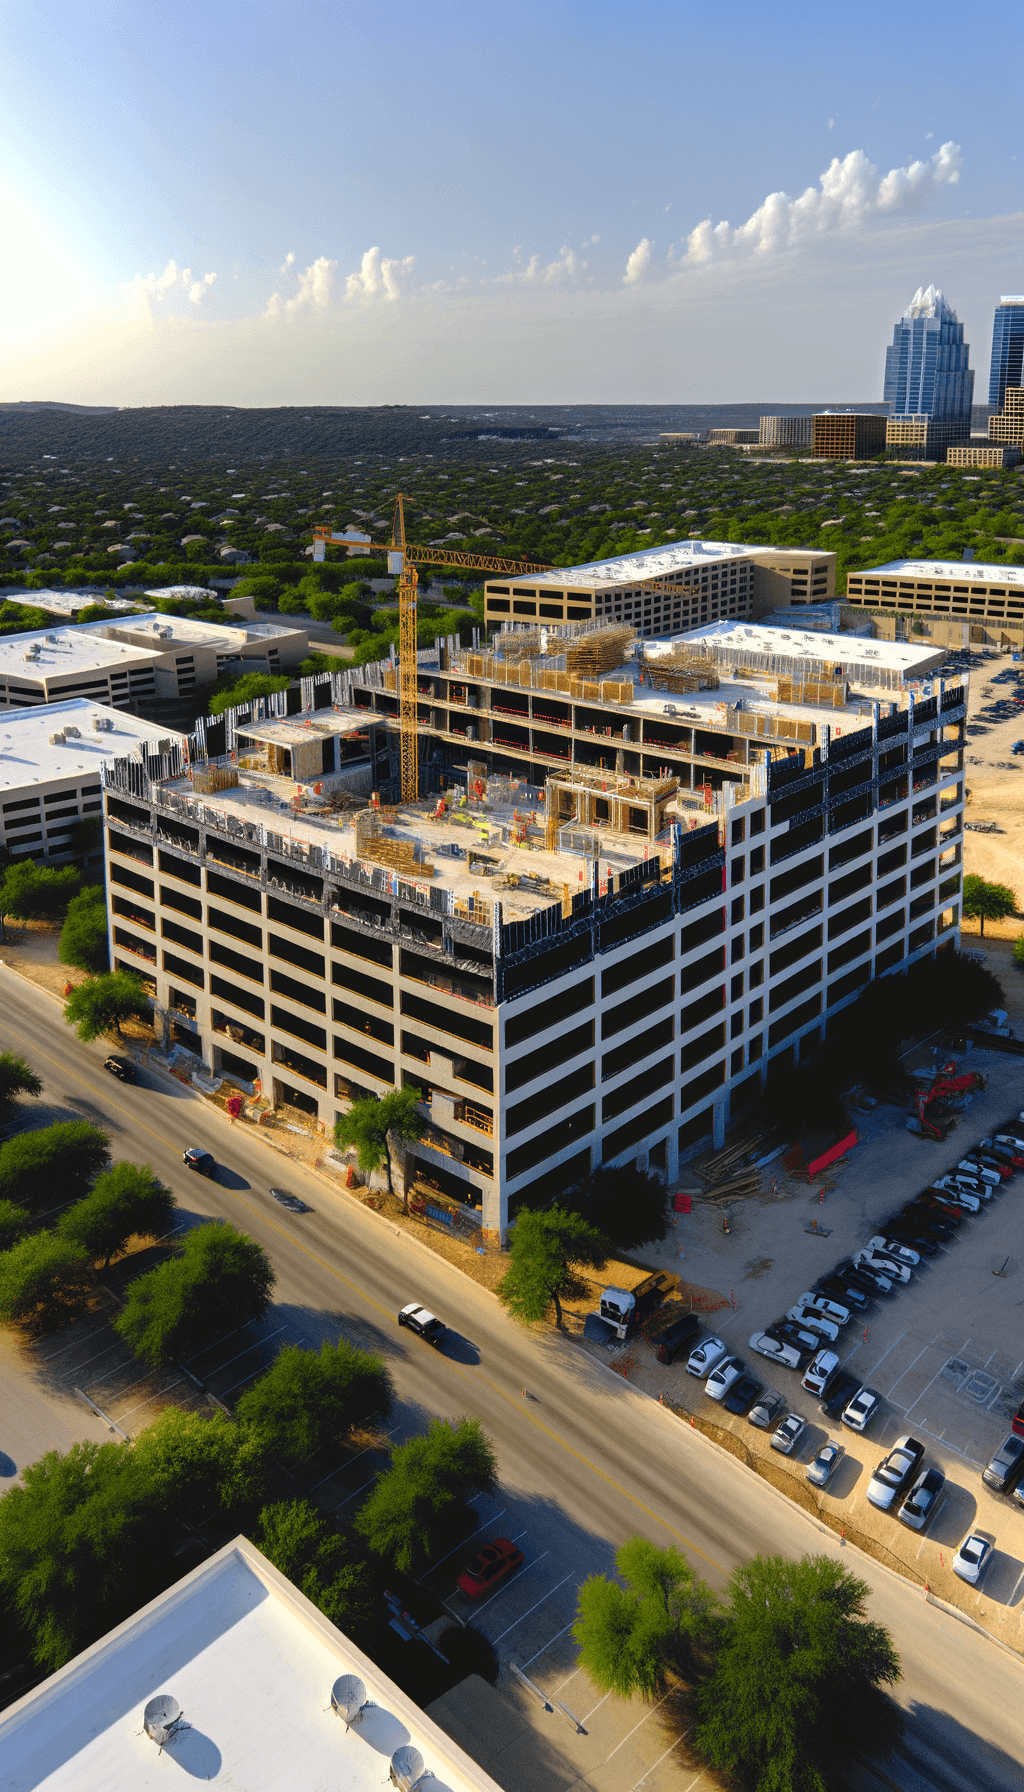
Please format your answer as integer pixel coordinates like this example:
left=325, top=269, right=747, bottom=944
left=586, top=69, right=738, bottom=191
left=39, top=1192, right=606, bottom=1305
left=912, top=1063, right=986, bottom=1140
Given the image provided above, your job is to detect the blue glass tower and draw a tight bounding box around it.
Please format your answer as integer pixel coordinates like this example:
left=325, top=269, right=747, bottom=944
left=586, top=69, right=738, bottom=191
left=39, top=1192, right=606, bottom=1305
left=988, top=298, right=1024, bottom=410
left=883, top=284, right=974, bottom=428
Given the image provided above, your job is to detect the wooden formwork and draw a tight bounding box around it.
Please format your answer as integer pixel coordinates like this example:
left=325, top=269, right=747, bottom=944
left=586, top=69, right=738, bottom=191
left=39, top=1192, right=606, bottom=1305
left=191, top=765, right=239, bottom=795
left=563, top=625, right=633, bottom=680
left=776, top=676, right=848, bottom=709
left=354, top=809, right=435, bottom=879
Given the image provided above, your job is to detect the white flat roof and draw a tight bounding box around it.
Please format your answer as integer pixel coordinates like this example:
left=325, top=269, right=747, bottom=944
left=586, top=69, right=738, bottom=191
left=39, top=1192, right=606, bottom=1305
left=86, top=611, right=303, bottom=650
left=520, top=539, right=753, bottom=589
left=857, top=558, right=1024, bottom=588
left=0, top=625, right=157, bottom=681
left=671, top=618, right=942, bottom=675
left=0, top=1538, right=498, bottom=1792
left=4, top=590, right=144, bottom=616
left=0, top=699, right=185, bottom=791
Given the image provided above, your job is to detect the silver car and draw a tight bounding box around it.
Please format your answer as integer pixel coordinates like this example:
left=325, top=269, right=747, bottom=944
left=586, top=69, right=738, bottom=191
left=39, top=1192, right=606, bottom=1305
left=786, top=1305, right=840, bottom=1342
left=806, top=1441, right=844, bottom=1487
left=797, top=1290, right=851, bottom=1327
left=686, top=1334, right=727, bottom=1377
left=771, top=1412, right=807, bottom=1455
left=952, top=1530, right=995, bottom=1585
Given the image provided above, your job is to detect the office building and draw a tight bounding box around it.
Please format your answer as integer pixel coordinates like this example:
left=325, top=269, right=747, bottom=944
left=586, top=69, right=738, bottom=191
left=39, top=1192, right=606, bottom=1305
left=988, top=385, right=1024, bottom=451
left=0, top=698, right=186, bottom=865
left=481, top=540, right=835, bottom=636
left=103, top=617, right=964, bottom=1243
left=988, top=296, right=1024, bottom=410
left=706, top=428, right=759, bottom=446
left=758, top=416, right=814, bottom=449
left=882, top=285, right=974, bottom=462
left=845, top=559, right=1024, bottom=638
left=947, top=444, right=1020, bottom=469
left=0, top=1535, right=499, bottom=1792
left=812, top=413, right=889, bottom=459
left=0, top=613, right=307, bottom=713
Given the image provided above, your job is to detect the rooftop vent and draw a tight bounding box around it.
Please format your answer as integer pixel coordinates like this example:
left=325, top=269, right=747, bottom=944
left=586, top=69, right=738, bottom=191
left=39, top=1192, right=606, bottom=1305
left=48, top=731, right=65, bottom=746
left=390, top=1745, right=427, bottom=1790
left=330, top=1674, right=367, bottom=1729
left=45, top=633, right=57, bottom=643
left=157, top=736, right=172, bottom=754
left=92, top=715, right=114, bottom=731
left=143, top=1693, right=181, bottom=1746
left=64, top=725, right=81, bottom=738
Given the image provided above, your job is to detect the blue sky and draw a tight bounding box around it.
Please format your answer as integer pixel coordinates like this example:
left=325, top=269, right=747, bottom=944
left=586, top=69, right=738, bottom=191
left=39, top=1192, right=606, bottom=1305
left=2, top=0, right=1023, bottom=404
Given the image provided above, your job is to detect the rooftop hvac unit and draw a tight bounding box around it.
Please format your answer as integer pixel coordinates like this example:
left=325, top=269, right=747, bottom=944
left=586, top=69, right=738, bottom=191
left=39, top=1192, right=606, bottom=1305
left=48, top=731, right=66, bottom=745
left=23, top=647, right=39, bottom=661
left=143, top=1693, right=181, bottom=1746
left=390, top=1745, right=426, bottom=1790
left=330, top=1674, right=367, bottom=1729
left=157, top=737, right=172, bottom=753
left=45, top=633, right=57, bottom=643
left=64, top=725, right=81, bottom=738
left=92, top=715, right=114, bottom=731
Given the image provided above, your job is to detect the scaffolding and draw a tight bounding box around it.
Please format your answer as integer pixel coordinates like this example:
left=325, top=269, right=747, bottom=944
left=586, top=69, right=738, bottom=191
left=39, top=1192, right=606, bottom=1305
left=545, top=767, right=680, bottom=844
left=354, top=808, right=435, bottom=879
left=643, top=644, right=721, bottom=695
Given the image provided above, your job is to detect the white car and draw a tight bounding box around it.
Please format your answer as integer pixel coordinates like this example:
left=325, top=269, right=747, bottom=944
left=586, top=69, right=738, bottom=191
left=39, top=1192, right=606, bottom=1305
left=927, top=1184, right=980, bottom=1213
left=952, top=1530, right=996, bottom=1585
left=705, top=1356, right=744, bottom=1401
left=933, top=1176, right=985, bottom=1207
left=770, top=1412, right=807, bottom=1455
left=995, top=1132, right=1024, bottom=1154
left=748, top=1332, right=802, bottom=1369
left=786, top=1305, right=840, bottom=1342
left=867, top=1237, right=919, bottom=1268
left=797, top=1290, right=851, bottom=1326
left=855, top=1249, right=911, bottom=1285
left=805, top=1440, right=844, bottom=1487
left=866, top=1436, right=924, bottom=1511
left=686, top=1335, right=727, bottom=1377
left=802, top=1348, right=840, bottom=1395
left=842, top=1386, right=882, bottom=1432
left=956, top=1158, right=1001, bottom=1188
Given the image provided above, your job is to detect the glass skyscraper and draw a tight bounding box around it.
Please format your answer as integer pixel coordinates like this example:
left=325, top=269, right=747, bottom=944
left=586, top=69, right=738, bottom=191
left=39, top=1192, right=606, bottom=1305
left=883, top=284, right=974, bottom=427
left=988, top=297, right=1024, bottom=410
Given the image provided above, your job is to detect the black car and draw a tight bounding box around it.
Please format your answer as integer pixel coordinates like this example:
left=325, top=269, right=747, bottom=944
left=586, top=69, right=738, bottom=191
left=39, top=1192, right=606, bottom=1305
left=270, top=1187, right=312, bottom=1214
left=722, top=1372, right=762, bottom=1415
left=898, top=1467, right=945, bottom=1532
left=764, top=1320, right=819, bottom=1353
left=654, top=1312, right=701, bottom=1365
left=820, top=1369, right=862, bottom=1420
left=915, top=1192, right=966, bottom=1224
left=897, top=1207, right=955, bottom=1243
left=398, top=1302, right=447, bottom=1345
left=883, top=1221, right=939, bottom=1256
left=183, top=1147, right=215, bottom=1177
left=982, top=1433, right=1024, bottom=1494
left=816, top=1274, right=870, bottom=1312
left=832, top=1259, right=886, bottom=1297
left=104, top=1054, right=135, bottom=1082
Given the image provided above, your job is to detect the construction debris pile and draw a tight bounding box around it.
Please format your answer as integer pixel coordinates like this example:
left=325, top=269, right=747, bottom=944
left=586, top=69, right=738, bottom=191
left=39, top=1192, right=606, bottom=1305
left=354, top=806, right=435, bottom=879
left=644, top=644, right=721, bottom=694
left=689, top=1129, right=778, bottom=1204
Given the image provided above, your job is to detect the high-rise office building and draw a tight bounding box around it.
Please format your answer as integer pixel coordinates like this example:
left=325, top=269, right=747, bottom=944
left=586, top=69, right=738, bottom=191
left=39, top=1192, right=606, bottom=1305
left=987, top=297, right=1024, bottom=410
left=883, top=284, right=973, bottom=459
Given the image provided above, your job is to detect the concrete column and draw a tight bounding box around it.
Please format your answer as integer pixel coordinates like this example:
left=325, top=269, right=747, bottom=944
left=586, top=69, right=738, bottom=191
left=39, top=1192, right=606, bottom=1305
left=713, top=1101, right=726, bottom=1151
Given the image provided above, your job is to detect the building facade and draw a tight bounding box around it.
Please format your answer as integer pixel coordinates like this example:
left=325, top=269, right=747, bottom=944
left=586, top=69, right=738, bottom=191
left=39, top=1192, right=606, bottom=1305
left=758, top=416, right=814, bottom=449
left=883, top=285, right=974, bottom=457
left=481, top=541, right=835, bottom=636
left=947, top=444, right=1021, bottom=469
left=987, top=385, right=1024, bottom=451
left=103, top=628, right=965, bottom=1244
left=845, top=559, right=1024, bottom=636
left=988, top=297, right=1024, bottom=410
left=812, top=413, right=889, bottom=460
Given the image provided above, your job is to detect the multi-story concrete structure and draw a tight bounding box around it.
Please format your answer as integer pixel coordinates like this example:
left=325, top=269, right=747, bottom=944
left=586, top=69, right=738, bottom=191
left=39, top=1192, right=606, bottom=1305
left=758, top=416, right=814, bottom=449
left=103, top=619, right=965, bottom=1243
left=883, top=284, right=974, bottom=460
left=812, top=412, right=889, bottom=460
left=0, top=1535, right=500, bottom=1792
left=987, top=385, right=1024, bottom=451
left=0, top=698, right=186, bottom=865
left=706, top=428, right=759, bottom=446
left=988, top=296, right=1024, bottom=410
left=947, top=444, right=1021, bottom=469
left=0, top=613, right=307, bottom=713
left=845, top=559, right=1024, bottom=640
left=482, top=541, right=835, bottom=636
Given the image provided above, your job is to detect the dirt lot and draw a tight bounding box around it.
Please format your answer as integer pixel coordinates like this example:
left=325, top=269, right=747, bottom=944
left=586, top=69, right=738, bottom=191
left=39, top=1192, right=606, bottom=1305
left=960, top=649, right=1024, bottom=905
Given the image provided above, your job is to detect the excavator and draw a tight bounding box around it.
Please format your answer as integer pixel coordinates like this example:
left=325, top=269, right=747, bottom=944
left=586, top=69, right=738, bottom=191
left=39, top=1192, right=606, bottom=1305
left=908, top=1061, right=986, bottom=1140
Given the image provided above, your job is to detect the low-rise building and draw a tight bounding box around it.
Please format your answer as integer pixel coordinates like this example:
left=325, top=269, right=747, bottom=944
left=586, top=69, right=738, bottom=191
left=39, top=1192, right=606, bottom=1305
left=885, top=415, right=969, bottom=461
left=0, top=1535, right=500, bottom=1792
left=482, top=541, right=835, bottom=636
left=946, top=444, right=1021, bottom=469
left=812, top=412, right=889, bottom=460
left=0, top=613, right=308, bottom=713
left=103, top=621, right=964, bottom=1243
left=758, top=416, right=814, bottom=449
left=987, top=385, right=1024, bottom=450
left=845, top=559, right=1024, bottom=641
left=0, top=699, right=186, bottom=865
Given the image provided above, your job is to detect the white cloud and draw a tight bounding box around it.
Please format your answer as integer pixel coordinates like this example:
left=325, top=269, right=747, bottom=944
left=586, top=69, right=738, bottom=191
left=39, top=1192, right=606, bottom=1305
left=344, top=245, right=415, bottom=302
left=685, top=140, right=962, bottom=263
left=623, top=238, right=652, bottom=284
left=494, top=245, right=583, bottom=285
left=265, top=255, right=338, bottom=319
left=121, top=258, right=220, bottom=326
left=280, top=251, right=296, bottom=273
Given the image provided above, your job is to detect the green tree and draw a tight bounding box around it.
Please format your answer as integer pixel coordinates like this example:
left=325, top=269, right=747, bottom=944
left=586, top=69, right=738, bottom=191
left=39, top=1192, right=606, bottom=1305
left=356, top=1417, right=498, bottom=1574
left=0, top=1120, right=109, bottom=1208
left=0, top=861, right=80, bottom=933
left=63, top=969, right=151, bottom=1041
left=235, top=1337, right=393, bottom=1462
left=497, top=1207, right=609, bottom=1330
left=130, top=1404, right=268, bottom=1523
left=256, top=1500, right=373, bottom=1633
left=114, top=1221, right=275, bottom=1366
left=0, top=1049, right=42, bottom=1115
left=0, top=1231, right=93, bottom=1329
left=0, top=1198, right=32, bottom=1250
left=961, top=873, right=1017, bottom=937
left=694, top=1554, right=903, bottom=1792
left=334, top=1085, right=424, bottom=1208
left=574, top=1538, right=722, bottom=1699
left=58, top=884, right=109, bottom=973
left=560, top=1163, right=669, bottom=1251
left=208, top=670, right=290, bottom=716
left=1013, top=933, right=1024, bottom=971
left=58, top=1161, right=176, bottom=1270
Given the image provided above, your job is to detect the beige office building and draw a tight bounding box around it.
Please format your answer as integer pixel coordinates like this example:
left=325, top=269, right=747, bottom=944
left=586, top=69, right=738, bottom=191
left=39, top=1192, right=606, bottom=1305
left=845, top=558, right=1024, bottom=636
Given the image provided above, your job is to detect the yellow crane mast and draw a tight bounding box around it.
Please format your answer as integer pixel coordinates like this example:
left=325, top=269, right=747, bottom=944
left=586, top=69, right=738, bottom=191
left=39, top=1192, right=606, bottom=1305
left=313, top=495, right=550, bottom=802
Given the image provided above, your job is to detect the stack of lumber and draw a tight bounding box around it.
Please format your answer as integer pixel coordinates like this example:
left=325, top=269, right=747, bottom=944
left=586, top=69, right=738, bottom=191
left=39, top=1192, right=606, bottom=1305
left=690, top=1130, right=773, bottom=1203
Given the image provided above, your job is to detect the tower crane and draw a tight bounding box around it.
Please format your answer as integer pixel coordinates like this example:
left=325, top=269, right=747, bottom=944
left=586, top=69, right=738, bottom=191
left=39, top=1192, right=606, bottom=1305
left=313, top=495, right=551, bottom=802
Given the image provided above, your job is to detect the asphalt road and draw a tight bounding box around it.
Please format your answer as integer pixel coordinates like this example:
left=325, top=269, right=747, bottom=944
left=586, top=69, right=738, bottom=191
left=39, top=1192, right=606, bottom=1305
left=3, top=968, right=1023, bottom=1792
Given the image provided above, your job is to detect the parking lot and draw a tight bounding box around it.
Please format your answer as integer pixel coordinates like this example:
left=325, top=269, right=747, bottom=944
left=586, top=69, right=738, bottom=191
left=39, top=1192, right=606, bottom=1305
left=593, top=1043, right=1024, bottom=1648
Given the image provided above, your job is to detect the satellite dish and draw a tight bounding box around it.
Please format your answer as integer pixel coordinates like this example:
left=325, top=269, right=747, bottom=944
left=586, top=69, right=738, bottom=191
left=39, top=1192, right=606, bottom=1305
left=143, top=1694, right=180, bottom=1745
left=331, top=1675, right=366, bottom=1727
left=390, top=1745, right=425, bottom=1790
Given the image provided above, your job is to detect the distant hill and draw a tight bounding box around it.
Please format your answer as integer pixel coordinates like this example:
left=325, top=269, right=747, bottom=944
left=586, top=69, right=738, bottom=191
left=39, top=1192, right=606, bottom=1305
left=0, top=400, right=119, bottom=415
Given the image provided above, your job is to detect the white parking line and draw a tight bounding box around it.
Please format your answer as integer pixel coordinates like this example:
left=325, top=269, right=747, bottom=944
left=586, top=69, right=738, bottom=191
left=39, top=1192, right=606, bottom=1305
left=115, top=1379, right=184, bottom=1423
left=491, top=1568, right=574, bottom=1645
left=219, top=1364, right=270, bottom=1397
left=862, top=1331, right=907, bottom=1377
left=884, top=1343, right=931, bottom=1402
left=43, top=1337, right=122, bottom=1376
left=632, top=1733, right=688, bottom=1789
left=581, top=1689, right=611, bottom=1725
left=424, top=1512, right=508, bottom=1573
left=31, top=1325, right=108, bottom=1366
left=306, top=1425, right=401, bottom=1492
left=334, top=1473, right=380, bottom=1509
left=519, top=1616, right=576, bottom=1671
left=480, top=1552, right=548, bottom=1613
left=602, top=1691, right=670, bottom=1763
left=206, top=1324, right=287, bottom=1379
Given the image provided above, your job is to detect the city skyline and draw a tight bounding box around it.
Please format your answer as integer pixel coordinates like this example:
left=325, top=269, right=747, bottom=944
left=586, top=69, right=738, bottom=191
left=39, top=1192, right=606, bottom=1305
left=2, top=0, right=1023, bottom=405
